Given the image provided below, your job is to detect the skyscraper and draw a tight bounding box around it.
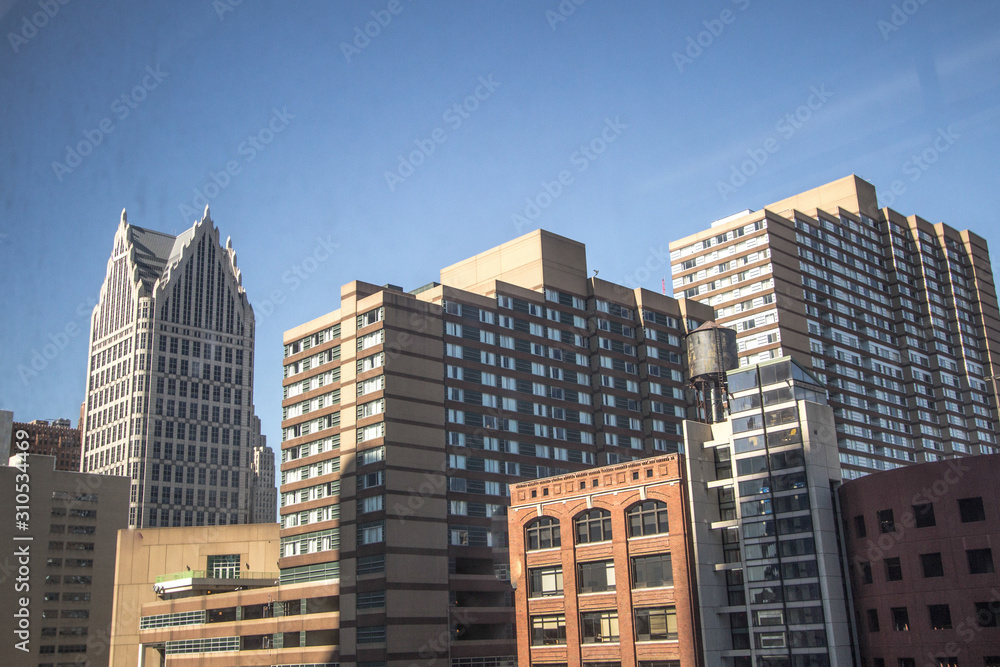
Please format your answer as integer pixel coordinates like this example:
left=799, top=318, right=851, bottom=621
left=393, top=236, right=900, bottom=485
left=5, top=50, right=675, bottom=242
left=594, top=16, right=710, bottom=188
left=670, top=175, right=1000, bottom=479
left=280, top=230, right=714, bottom=667
left=81, top=208, right=272, bottom=528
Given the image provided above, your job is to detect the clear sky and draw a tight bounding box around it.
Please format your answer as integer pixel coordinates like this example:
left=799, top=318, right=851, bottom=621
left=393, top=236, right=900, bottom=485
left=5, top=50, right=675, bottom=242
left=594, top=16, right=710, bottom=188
left=2, top=0, right=999, bottom=449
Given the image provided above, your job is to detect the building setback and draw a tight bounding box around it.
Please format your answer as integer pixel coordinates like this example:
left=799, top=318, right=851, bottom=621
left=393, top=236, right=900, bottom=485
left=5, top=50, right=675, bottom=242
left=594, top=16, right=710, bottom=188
left=279, top=229, right=715, bottom=667
left=0, top=451, right=129, bottom=667
left=670, top=175, right=1000, bottom=479
left=80, top=208, right=273, bottom=528
left=839, top=453, right=1000, bottom=666
left=12, top=418, right=82, bottom=471
left=508, top=454, right=700, bottom=667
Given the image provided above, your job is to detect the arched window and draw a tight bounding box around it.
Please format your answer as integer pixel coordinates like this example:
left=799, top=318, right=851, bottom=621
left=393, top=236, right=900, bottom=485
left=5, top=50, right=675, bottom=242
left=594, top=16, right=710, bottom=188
left=575, top=509, right=612, bottom=544
left=627, top=500, right=669, bottom=537
left=526, top=516, right=561, bottom=550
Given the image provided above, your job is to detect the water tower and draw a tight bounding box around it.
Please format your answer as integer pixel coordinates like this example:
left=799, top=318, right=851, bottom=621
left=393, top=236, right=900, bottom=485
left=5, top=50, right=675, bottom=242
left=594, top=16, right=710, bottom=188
left=686, top=322, right=738, bottom=423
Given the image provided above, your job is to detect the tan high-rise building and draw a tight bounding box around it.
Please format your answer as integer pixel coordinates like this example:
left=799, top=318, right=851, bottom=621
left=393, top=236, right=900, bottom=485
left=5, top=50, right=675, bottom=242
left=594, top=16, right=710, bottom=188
left=80, top=208, right=268, bottom=527
left=280, top=229, right=715, bottom=667
left=670, top=175, right=1000, bottom=479
left=1, top=450, right=129, bottom=667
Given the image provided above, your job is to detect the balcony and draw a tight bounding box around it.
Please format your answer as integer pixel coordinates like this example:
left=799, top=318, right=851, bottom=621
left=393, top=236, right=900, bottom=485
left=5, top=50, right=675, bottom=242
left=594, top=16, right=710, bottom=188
left=152, top=569, right=279, bottom=597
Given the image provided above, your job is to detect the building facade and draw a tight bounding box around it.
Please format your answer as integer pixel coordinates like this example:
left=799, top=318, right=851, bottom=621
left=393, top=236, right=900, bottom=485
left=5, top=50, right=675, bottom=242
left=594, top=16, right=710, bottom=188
left=683, top=357, right=853, bottom=666
left=80, top=208, right=266, bottom=528
left=670, top=175, right=1000, bottom=479
left=106, top=523, right=306, bottom=666
left=250, top=419, right=277, bottom=523
left=279, top=230, right=715, bottom=667
left=508, top=454, right=701, bottom=667
left=12, top=418, right=82, bottom=471
left=840, top=453, right=1000, bottom=667
left=0, top=451, right=129, bottom=667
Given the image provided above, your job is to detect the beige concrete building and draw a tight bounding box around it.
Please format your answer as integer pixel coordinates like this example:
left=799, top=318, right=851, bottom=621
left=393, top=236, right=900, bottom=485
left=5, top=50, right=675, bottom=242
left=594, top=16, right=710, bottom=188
left=107, top=523, right=298, bottom=666
left=81, top=208, right=268, bottom=528
left=0, top=450, right=129, bottom=667
left=670, top=175, right=1000, bottom=479
left=280, top=229, right=715, bottom=667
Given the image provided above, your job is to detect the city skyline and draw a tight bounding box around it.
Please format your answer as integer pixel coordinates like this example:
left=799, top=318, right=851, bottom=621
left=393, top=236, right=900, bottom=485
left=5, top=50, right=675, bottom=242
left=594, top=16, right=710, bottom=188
left=3, top=2, right=1000, bottom=452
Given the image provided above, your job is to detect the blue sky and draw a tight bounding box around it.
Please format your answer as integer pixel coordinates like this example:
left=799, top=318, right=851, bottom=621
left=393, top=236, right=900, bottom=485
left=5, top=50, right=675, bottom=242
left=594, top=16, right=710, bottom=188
left=2, top=0, right=999, bottom=449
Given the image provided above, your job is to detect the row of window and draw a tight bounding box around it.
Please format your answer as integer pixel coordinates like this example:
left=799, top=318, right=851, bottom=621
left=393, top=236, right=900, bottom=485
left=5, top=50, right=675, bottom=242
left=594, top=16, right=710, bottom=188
left=525, top=501, right=669, bottom=550
left=866, top=600, right=1000, bottom=634
left=858, top=548, right=995, bottom=584
left=855, top=496, right=988, bottom=538
left=531, top=607, right=677, bottom=645
left=529, top=553, right=672, bottom=597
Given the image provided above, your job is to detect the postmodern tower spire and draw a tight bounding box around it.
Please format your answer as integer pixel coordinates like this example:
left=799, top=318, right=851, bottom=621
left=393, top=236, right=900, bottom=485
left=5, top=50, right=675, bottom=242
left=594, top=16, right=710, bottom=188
left=81, top=209, right=272, bottom=527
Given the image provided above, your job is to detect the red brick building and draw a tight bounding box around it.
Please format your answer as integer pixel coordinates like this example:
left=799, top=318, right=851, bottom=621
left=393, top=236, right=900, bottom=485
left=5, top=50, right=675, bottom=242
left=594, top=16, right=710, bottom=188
left=840, top=454, right=1000, bottom=667
left=508, top=454, right=701, bottom=667
left=13, top=418, right=82, bottom=471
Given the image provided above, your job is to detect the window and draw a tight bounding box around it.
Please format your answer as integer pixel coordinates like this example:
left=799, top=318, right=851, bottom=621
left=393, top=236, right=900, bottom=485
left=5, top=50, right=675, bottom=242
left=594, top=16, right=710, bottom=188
left=207, top=554, right=239, bottom=579
left=575, top=509, right=612, bottom=544
left=913, top=503, right=935, bottom=528
left=877, top=509, right=895, bottom=533
left=529, top=566, right=563, bottom=598
left=581, top=610, right=619, bottom=643
left=634, top=607, right=677, bottom=641
left=867, top=608, right=880, bottom=632
left=968, top=548, right=995, bottom=574
left=526, top=517, right=561, bottom=551
left=975, top=602, right=1000, bottom=627
left=577, top=560, right=615, bottom=594
left=854, top=515, right=866, bottom=538
left=891, top=607, right=909, bottom=631
left=632, top=553, right=672, bottom=589
left=921, top=553, right=944, bottom=578
left=627, top=500, right=669, bottom=537
left=885, top=557, right=902, bottom=581
left=357, top=591, right=385, bottom=609
left=860, top=561, right=873, bottom=584
left=929, top=604, right=952, bottom=630
left=530, top=614, right=566, bottom=645
left=959, top=497, right=986, bottom=523
left=358, top=520, right=384, bottom=545
left=357, top=625, right=386, bottom=643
